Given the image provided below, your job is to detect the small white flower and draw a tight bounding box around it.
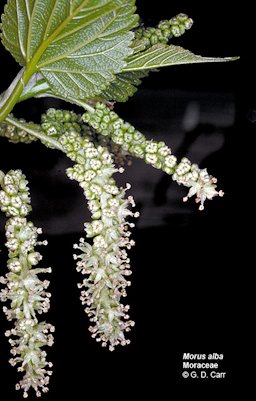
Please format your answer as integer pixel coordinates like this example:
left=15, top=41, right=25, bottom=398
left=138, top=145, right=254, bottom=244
left=93, top=235, right=108, bottom=248
left=84, top=170, right=96, bottom=181
left=177, top=162, right=223, bottom=210
left=145, top=153, right=158, bottom=164
left=158, top=145, right=171, bottom=156
left=165, top=155, right=177, bottom=168
left=145, top=141, right=158, bottom=153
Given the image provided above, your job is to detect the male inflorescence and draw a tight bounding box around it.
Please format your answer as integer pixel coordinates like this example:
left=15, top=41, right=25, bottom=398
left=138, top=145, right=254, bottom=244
left=0, top=170, right=54, bottom=397
left=0, top=96, right=223, bottom=397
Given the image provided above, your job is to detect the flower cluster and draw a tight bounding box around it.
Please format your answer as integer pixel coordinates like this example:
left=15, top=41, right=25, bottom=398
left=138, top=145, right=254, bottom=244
left=59, top=130, right=137, bottom=350
left=83, top=102, right=223, bottom=210
left=41, top=108, right=81, bottom=148
left=83, top=103, right=177, bottom=170
left=40, top=107, right=130, bottom=166
left=0, top=119, right=37, bottom=144
left=173, top=158, right=224, bottom=210
left=0, top=169, right=31, bottom=216
left=0, top=170, right=54, bottom=398
left=90, top=130, right=132, bottom=168
left=134, top=13, right=193, bottom=49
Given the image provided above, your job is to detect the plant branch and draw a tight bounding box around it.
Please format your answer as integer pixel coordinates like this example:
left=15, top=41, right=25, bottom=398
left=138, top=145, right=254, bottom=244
left=0, top=62, right=40, bottom=122
left=0, top=70, right=25, bottom=123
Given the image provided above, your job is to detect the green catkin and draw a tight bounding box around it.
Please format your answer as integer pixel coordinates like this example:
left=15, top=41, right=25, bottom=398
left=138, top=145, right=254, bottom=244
left=0, top=119, right=37, bottom=144
left=83, top=103, right=223, bottom=210
left=134, top=13, right=193, bottom=49
left=41, top=108, right=82, bottom=147
left=41, top=108, right=131, bottom=166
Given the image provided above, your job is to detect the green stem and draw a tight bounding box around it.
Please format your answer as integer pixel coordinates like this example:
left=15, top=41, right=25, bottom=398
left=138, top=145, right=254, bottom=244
left=0, top=82, right=23, bottom=123
left=5, top=116, right=64, bottom=151
left=0, top=64, right=37, bottom=122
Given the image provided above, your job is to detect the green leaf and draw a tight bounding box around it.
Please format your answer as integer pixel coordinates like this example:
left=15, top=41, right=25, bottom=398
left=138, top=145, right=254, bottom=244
left=101, top=70, right=148, bottom=102
left=99, top=36, right=150, bottom=102
left=123, top=43, right=239, bottom=71
left=1, top=0, right=138, bottom=99
left=100, top=39, right=239, bottom=102
left=18, top=68, right=148, bottom=104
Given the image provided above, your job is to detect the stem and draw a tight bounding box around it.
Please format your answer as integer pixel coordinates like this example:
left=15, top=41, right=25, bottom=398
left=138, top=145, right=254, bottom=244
left=5, top=116, right=64, bottom=151
left=0, top=71, right=95, bottom=121
left=0, top=64, right=37, bottom=122
left=0, top=81, right=23, bottom=122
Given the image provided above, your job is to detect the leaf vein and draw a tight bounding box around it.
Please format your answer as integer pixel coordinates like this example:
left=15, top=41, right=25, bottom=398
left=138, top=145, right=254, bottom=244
left=38, top=9, right=122, bottom=68
left=43, top=0, right=61, bottom=41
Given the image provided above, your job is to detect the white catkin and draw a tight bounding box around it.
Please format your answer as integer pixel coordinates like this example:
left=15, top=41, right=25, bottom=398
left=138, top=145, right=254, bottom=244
left=59, top=130, right=137, bottom=350
left=0, top=170, right=54, bottom=397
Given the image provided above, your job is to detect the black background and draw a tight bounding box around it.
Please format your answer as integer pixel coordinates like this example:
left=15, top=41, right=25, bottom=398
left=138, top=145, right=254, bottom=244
left=0, top=0, right=252, bottom=399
